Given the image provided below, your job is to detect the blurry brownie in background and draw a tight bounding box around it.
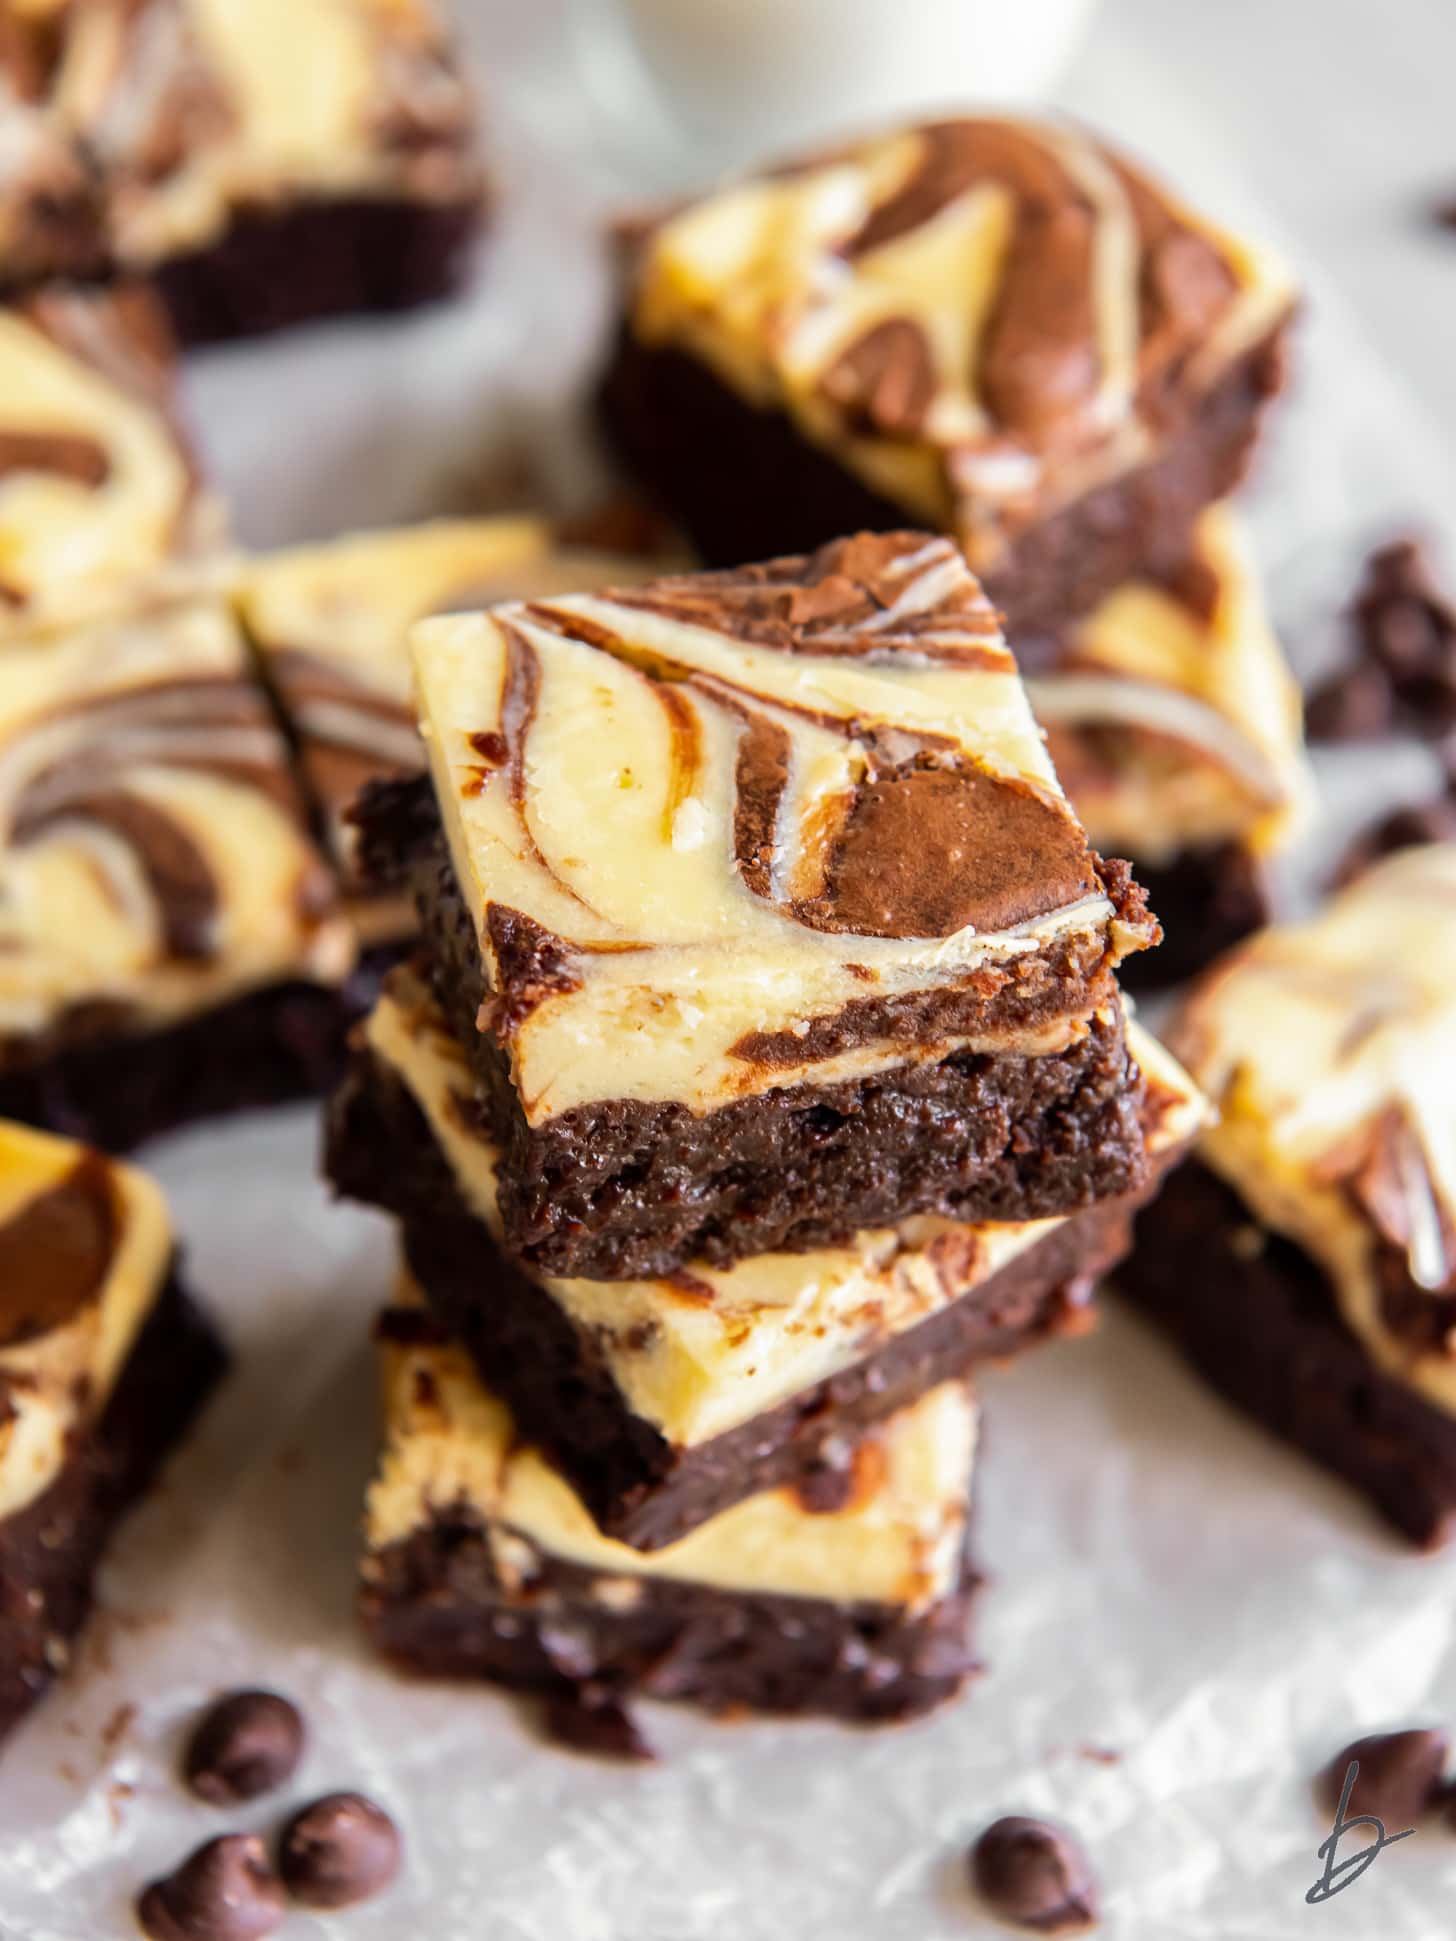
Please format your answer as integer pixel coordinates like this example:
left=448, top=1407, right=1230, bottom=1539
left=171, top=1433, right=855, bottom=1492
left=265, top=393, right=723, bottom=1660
left=0, top=600, right=354, bottom=1150
left=1024, top=504, right=1312, bottom=985
left=600, top=115, right=1295, bottom=636
left=0, top=285, right=223, bottom=642
left=0, top=1117, right=226, bottom=1746
left=1120, top=844, right=1456, bottom=1546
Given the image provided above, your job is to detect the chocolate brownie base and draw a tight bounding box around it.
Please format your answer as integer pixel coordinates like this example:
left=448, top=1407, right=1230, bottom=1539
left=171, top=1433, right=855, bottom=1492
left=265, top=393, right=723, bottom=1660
left=0, top=977, right=360, bottom=1154
left=0, top=1270, right=227, bottom=1745
left=151, top=193, right=482, bottom=346
left=328, top=1042, right=1153, bottom=1547
left=391, top=825, right=1151, bottom=1278
left=361, top=1511, right=980, bottom=1723
left=597, top=325, right=1287, bottom=638
left=1120, top=1160, right=1456, bottom=1547
left=1119, top=843, right=1271, bottom=991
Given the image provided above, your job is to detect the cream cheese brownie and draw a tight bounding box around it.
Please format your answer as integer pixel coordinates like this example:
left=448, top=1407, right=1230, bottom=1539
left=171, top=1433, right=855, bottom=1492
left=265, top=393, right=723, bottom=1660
left=234, top=518, right=679, bottom=941
left=1025, top=503, right=1312, bottom=983
left=0, top=1118, right=226, bottom=1745
left=129, top=0, right=484, bottom=343
left=327, top=964, right=1207, bottom=1547
left=383, top=529, right=1161, bottom=1278
left=361, top=1287, right=980, bottom=1722
left=1120, top=844, right=1456, bottom=1546
left=0, top=285, right=222, bottom=642
left=600, top=116, right=1296, bottom=635
left=0, top=599, right=356, bottom=1150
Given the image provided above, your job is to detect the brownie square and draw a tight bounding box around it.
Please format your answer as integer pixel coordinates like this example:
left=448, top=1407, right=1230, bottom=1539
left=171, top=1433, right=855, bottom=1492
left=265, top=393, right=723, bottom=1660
left=327, top=964, right=1207, bottom=1548
left=0, top=285, right=222, bottom=641
left=0, top=1119, right=227, bottom=1745
left=361, top=1288, right=981, bottom=1723
left=1022, top=502, right=1312, bottom=986
left=384, top=529, right=1162, bottom=1277
left=0, top=598, right=356, bottom=1150
left=599, top=116, right=1295, bottom=635
left=1118, top=843, right=1456, bottom=1545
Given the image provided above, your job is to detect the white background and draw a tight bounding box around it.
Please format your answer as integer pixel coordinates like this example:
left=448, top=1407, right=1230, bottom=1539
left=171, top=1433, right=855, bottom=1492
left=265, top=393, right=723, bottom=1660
left=3, top=5, right=1456, bottom=1937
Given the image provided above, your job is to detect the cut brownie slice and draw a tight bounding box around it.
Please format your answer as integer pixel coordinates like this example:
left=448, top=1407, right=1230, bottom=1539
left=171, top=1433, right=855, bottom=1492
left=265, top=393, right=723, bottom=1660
left=1120, top=843, right=1456, bottom=1546
left=0, top=599, right=356, bottom=1150
left=0, top=1118, right=227, bottom=1746
left=600, top=116, right=1295, bottom=635
left=387, top=529, right=1161, bottom=1277
left=1023, top=503, right=1312, bottom=985
left=361, top=1283, right=981, bottom=1723
left=0, top=285, right=223, bottom=641
left=328, top=964, right=1206, bottom=1548
left=235, top=517, right=680, bottom=952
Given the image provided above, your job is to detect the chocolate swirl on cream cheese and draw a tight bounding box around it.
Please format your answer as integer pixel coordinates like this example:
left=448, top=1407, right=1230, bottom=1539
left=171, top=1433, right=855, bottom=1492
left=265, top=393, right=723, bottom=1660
left=410, top=531, right=1158, bottom=1123
left=0, top=1149, right=118, bottom=1347
left=1172, top=843, right=1456, bottom=1419
left=631, top=117, right=1296, bottom=571
left=0, top=602, right=351, bottom=1053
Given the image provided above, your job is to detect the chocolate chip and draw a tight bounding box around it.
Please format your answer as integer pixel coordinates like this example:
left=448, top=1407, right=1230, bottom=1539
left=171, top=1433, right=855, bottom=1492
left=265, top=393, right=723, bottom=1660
left=544, top=1687, right=657, bottom=1762
left=136, top=1835, right=286, bottom=1941
left=1317, top=1729, right=1448, bottom=1827
left=1350, top=540, right=1456, bottom=731
left=969, top=1815, right=1099, bottom=1932
left=1333, top=797, right=1456, bottom=888
left=1436, top=197, right=1456, bottom=231
left=277, top=1793, right=401, bottom=1909
left=1304, top=661, right=1394, bottom=742
left=183, top=1691, right=305, bottom=1805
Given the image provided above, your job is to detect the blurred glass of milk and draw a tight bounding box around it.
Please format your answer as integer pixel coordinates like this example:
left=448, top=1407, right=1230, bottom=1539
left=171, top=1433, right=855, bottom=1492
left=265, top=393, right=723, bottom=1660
left=572, top=0, right=1099, bottom=187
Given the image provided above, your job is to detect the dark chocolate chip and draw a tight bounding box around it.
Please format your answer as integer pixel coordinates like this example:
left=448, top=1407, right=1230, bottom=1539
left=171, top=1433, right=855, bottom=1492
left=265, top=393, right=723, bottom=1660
left=1436, top=196, right=1456, bottom=230
left=136, top=1835, right=286, bottom=1941
left=183, top=1690, right=305, bottom=1805
left=544, top=1688, right=657, bottom=1763
left=1333, top=797, right=1456, bottom=888
left=1351, top=540, right=1456, bottom=730
left=1316, top=1728, right=1448, bottom=1827
left=970, top=1815, right=1099, bottom=1933
left=277, top=1792, right=402, bottom=1909
left=1304, top=662, right=1394, bottom=742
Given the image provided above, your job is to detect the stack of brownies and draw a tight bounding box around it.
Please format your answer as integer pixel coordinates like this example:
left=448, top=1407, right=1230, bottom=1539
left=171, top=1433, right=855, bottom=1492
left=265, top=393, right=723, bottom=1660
left=327, top=528, right=1206, bottom=1723
left=600, top=113, right=1311, bottom=982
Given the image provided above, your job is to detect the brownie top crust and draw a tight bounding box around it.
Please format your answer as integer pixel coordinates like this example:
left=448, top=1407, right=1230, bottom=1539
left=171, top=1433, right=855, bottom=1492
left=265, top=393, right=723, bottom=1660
left=0, top=599, right=353, bottom=1057
left=0, top=287, right=222, bottom=641
left=236, top=518, right=679, bottom=896
left=1169, top=842, right=1456, bottom=1416
left=368, top=1276, right=979, bottom=1611
left=0, top=1115, right=172, bottom=1519
left=362, top=965, right=1206, bottom=1447
left=625, top=117, right=1295, bottom=576
left=410, top=530, right=1160, bottom=1121
left=1025, top=503, right=1312, bottom=867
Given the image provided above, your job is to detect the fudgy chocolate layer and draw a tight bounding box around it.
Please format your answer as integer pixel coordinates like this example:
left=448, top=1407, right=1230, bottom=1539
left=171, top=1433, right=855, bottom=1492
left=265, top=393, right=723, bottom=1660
left=1120, top=1160, right=1456, bottom=1548
left=328, top=1042, right=1151, bottom=1547
left=361, top=1509, right=980, bottom=1723
left=0, top=970, right=385, bottom=1155
left=152, top=194, right=482, bottom=346
left=598, top=325, right=1287, bottom=638
left=1118, top=843, right=1271, bottom=991
left=0, top=1270, right=227, bottom=1746
left=377, top=805, right=1151, bottom=1277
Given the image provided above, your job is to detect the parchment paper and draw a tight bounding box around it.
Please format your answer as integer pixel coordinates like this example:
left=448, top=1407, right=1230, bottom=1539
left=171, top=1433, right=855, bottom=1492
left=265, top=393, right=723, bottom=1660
left=4, top=8, right=1456, bottom=1937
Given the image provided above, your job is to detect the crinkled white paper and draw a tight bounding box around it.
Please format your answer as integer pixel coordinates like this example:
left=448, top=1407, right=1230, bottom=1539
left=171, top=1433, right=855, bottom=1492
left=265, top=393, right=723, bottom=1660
left=4, top=7, right=1456, bottom=1938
